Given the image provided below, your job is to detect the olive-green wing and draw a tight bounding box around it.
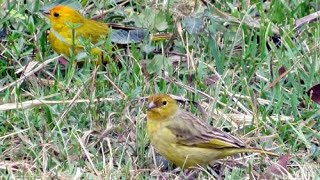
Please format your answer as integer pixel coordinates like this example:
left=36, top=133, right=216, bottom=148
left=166, top=110, right=245, bottom=149
left=82, top=20, right=109, bottom=43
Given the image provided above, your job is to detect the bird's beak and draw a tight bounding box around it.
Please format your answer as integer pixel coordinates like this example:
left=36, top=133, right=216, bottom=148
left=147, top=102, right=156, bottom=110
left=40, top=8, right=50, bottom=16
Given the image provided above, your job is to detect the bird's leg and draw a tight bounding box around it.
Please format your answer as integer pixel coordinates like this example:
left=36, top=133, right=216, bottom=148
left=58, top=56, right=69, bottom=66
left=183, top=169, right=197, bottom=180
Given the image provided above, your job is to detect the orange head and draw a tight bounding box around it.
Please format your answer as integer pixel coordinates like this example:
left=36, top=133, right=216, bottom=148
left=43, top=5, right=85, bottom=31
left=147, top=94, right=178, bottom=121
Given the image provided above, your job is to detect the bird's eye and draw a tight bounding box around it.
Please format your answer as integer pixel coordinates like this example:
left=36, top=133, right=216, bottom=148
left=53, top=12, right=59, bottom=17
left=162, top=101, right=167, bottom=106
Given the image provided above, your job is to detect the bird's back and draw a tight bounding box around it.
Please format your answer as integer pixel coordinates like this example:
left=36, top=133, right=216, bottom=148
left=81, top=19, right=109, bottom=43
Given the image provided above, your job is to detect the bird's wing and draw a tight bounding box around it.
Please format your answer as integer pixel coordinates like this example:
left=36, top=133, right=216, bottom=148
left=51, top=28, right=84, bottom=49
left=166, top=110, right=245, bottom=149
left=82, top=20, right=109, bottom=43
left=51, top=28, right=103, bottom=53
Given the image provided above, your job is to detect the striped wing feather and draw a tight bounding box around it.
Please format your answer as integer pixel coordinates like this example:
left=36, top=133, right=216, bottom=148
left=166, top=109, right=245, bottom=149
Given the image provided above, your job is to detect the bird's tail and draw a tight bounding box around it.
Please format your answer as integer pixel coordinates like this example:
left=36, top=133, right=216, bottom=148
left=241, top=148, right=278, bottom=157
left=221, top=147, right=278, bottom=158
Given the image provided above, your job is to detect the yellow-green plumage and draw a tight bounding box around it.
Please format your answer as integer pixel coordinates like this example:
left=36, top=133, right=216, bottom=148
left=146, top=94, right=276, bottom=169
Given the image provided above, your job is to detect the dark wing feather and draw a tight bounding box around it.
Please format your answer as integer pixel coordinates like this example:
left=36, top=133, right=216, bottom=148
left=166, top=110, right=245, bottom=149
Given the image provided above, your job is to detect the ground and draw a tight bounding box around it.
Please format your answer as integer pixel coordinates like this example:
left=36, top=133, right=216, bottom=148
left=0, top=0, right=319, bottom=179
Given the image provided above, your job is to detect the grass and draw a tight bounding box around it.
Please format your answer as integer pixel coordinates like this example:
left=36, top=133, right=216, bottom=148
left=0, top=0, right=320, bottom=179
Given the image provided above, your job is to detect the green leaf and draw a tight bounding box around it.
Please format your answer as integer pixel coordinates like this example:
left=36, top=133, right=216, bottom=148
left=182, top=16, right=204, bottom=34
left=208, top=39, right=223, bottom=74
left=146, top=55, right=167, bottom=74
left=135, top=8, right=156, bottom=30
left=154, top=11, right=168, bottom=31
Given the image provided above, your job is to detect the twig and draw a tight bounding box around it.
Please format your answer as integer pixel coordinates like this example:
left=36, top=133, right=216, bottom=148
left=104, top=74, right=127, bottom=98
left=76, top=134, right=101, bottom=178
left=91, top=0, right=131, bottom=20
left=0, top=56, right=59, bottom=93
left=295, top=10, right=320, bottom=30
left=0, top=97, right=116, bottom=111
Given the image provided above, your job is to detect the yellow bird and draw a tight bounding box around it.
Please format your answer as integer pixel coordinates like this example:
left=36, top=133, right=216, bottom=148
left=146, top=94, right=277, bottom=169
left=43, top=5, right=108, bottom=59
left=42, top=5, right=172, bottom=61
